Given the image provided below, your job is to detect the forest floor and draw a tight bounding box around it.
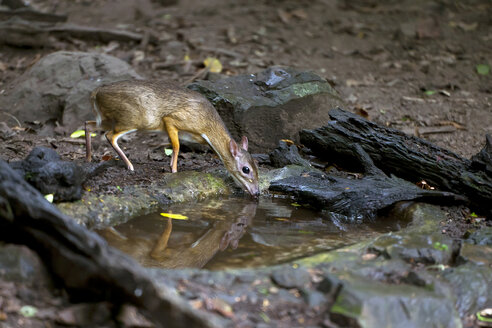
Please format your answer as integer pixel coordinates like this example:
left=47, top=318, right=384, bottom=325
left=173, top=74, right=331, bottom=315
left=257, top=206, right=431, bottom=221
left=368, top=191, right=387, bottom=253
left=0, top=0, right=491, bottom=327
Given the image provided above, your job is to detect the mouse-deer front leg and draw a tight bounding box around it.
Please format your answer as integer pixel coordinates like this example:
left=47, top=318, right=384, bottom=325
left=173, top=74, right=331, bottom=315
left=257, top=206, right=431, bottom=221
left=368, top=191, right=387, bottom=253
left=164, top=118, right=180, bottom=173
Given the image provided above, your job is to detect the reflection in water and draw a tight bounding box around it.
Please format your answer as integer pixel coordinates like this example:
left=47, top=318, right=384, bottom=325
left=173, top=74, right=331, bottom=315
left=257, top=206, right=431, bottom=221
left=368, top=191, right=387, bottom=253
left=97, top=197, right=407, bottom=270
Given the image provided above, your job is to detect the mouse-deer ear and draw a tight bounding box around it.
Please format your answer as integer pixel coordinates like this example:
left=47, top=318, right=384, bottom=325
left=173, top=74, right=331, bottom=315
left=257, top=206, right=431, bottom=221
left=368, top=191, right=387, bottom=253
left=230, top=139, right=239, bottom=157
left=240, top=136, right=248, bottom=151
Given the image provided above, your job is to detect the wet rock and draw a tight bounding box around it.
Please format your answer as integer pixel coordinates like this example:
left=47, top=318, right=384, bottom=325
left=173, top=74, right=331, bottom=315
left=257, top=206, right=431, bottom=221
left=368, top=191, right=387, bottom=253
left=58, top=165, right=308, bottom=228
left=466, top=227, right=492, bottom=246
left=56, top=302, right=112, bottom=326
left=458, top=243, right=492, bottom=266
left=441, top=263, right=492, bottom=317
left=271, top=266, right=311, bottom=289
left=260, top=164, right=315, bottom=192
left=57, top=171, right=232, bottom=228
left=0, top=244, right=52, bottom=288
left=302, top=290, right=328, bottom=308
left=0, top=51, right=141, bottom=134
left=329, top=273, right=461, bottom=328
left=369, top=233, right=455, bottom=265
left=188, top=66, right=344, bottom=152
left=9, top=147, right=113, bottom=202
left=269, top=140, right=311, bottom=168
left=317, top=274, right=343, bottom=294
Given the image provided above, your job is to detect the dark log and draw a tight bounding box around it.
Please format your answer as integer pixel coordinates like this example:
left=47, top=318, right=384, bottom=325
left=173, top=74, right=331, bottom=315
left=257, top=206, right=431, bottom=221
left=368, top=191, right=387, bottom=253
left=1, top=0, right=27, bottom=9
left=299, top=108, right=492, bottom=217
left=0, top=8, right=67, bottom=22
left=47, top=24, right=151, bottom=43
left=0, top=160, right=221, bottom=328
left=270, top=144, right=467, bottom=219
left=0, top=18, right=157, bottom=48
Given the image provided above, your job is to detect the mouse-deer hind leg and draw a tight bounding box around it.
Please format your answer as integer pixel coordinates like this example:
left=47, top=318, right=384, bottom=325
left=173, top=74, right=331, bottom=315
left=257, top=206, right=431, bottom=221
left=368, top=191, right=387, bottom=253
left=85, top=120, right=97, bottom=162
left=105, top=129, right=137, bottom=171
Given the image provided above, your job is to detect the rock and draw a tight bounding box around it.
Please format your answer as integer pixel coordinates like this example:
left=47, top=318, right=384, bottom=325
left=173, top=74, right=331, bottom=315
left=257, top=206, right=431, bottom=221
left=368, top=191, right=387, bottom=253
left=188, top=66, right=344, bottom=152
left=302, top=290, right=328, bottom=308
left=9, top=147, right=113, bottom=202
left=57, top=170, right=232, bottom=228
left=329, top=273, right=462, bottom=328
left=0, top=51, right=141, bottom=134
left=259, top=164, right=312, bottom=192
left=271, top=265, right=311, bottom=289
left=56, top=303, right=112, bottom=326
left=466, top=227, right=492, bottom=246
left=0, top=122, right=15, bottom=139
left=369, top=233, right=455, bottom=265
left=0, top=244, right=52, bottom=288
left=269, top=141, right=311, bottom=168
left=441, top=263, right=492, bottom=317
left=458, top=243, right=492, bottom=266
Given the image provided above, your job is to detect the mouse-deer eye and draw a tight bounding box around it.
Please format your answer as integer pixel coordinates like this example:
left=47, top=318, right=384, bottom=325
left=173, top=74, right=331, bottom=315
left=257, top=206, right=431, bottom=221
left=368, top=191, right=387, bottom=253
left=242, top=166, right=250, bottom=174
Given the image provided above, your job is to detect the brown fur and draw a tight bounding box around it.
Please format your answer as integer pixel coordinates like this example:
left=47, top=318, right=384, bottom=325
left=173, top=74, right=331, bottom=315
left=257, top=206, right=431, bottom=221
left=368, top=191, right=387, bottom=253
left=86, top=80, right=259, bottom=196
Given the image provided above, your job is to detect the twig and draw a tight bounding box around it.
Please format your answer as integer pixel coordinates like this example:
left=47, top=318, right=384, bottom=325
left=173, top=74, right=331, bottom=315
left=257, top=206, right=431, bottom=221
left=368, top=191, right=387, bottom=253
left=197, top=46, right=243, bottom=58
left=0, top=111, right=22, bottom=128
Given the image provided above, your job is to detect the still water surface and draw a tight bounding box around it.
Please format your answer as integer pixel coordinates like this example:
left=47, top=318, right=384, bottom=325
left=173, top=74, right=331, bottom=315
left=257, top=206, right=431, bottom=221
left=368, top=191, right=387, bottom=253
left=97, top=197, right=406, bottom=270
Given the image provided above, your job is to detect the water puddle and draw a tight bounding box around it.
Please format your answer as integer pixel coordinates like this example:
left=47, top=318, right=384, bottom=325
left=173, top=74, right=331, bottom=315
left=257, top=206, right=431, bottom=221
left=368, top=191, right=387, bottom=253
left=97, top=197, right=407, bottom=270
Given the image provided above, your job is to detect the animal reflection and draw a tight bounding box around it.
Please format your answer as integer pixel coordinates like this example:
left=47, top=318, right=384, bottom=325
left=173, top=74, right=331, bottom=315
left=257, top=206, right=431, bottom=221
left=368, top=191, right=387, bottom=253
left=98, top=201, right=257, bottom=269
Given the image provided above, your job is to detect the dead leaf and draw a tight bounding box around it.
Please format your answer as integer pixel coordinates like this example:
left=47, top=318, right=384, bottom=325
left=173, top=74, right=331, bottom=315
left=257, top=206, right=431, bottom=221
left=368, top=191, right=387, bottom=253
left=277, top=9, right=290, bottom=24
left=438, top=90, right=451, bottom=97
left=449, top=21, right=478, bottom=32
left=205, top=298, right=234, bottom=318
left=354, top=107, right=369, bottom=119
left=416, top=180, right=435, bottom=190
left=362, top=253, right=377, bottom=261
left=226, top=26, right=237, bottom=44
left=203, top=57, right=222, bottom=73
left=117, top=304, right=153, bottom=328
left=291, top=8, right=308, bottom=19
left=190, top=299, right=204, bottom=310
left=438, top=120, right=465, bottom=130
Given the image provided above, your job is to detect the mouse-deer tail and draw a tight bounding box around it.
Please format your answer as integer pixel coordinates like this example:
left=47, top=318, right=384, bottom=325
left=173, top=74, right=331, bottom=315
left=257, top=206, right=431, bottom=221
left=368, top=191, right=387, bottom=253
left=90, top=90, right=102, bottom=127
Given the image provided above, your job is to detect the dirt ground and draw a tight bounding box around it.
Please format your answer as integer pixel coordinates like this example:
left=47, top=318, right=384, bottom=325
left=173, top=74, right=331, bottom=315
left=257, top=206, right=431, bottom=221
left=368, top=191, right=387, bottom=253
left=0, top=0, right=491, bottom=327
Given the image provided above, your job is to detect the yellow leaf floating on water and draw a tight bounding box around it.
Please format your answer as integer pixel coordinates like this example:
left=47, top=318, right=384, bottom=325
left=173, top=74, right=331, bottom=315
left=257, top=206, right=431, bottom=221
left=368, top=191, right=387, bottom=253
left=160, top=212, right=188, bottom=220
left=203, top=57, right=222, bottom=73
left=70, top=130, right=96, bottom=138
